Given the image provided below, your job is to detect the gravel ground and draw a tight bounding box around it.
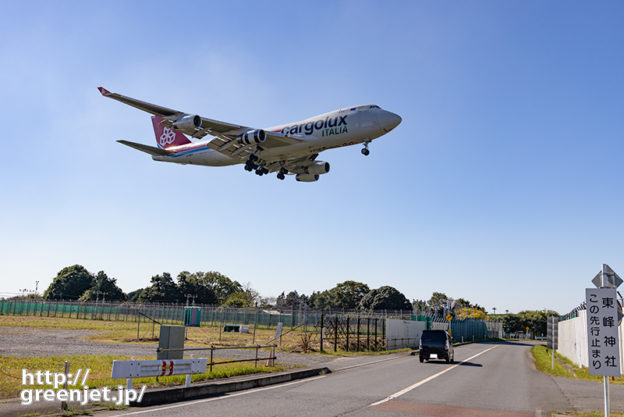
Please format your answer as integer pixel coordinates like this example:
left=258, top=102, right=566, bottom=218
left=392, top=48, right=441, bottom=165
left=0, top=326, right=333, bottom=367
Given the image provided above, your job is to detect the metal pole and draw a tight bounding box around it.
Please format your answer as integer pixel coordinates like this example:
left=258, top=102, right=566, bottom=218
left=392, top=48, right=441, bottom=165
left=551, top=316, right=555, bottom=371
left=253, top=306, right=258, bottom=344
left=605, top=376, right=610, bottom=417
left=209, top=346, right=214, bottom=373
left=346, top=317, right=350, bottom=352
left=320, top=313, right=324, bottom=352
left=601, top=264, right=610, bottom=417
left=61, top=361, right=69, bottom=411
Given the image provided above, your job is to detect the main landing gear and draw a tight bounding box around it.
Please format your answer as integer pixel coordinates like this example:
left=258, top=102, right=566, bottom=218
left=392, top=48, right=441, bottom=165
left=361, top=140, right=371, bottom=156
left=277, top=167, right=288, bottom=180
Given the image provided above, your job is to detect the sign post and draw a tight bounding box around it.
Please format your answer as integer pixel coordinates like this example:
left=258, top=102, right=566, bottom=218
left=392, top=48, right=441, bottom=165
left=586, top=264, right=622, bottom=417
left=547, top=316, right=559, bottom=370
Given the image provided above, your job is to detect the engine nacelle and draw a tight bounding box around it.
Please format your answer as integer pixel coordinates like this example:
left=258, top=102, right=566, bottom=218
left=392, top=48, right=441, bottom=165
left=172, top=114, right=202, bottom=130
left=306, top=161, right=330, bottom=175
left=238, top=129, right=267, bottom=145
left=296, top=173, right=319, bottom=182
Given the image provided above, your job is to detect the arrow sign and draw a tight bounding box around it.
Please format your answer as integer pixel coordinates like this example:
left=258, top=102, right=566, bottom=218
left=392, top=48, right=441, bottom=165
left=592, top=264, right=623, bottom=289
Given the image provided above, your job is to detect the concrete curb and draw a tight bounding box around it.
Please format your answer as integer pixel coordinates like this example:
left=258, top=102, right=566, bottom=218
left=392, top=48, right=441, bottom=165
left=132, top=367, right=332, bottom=407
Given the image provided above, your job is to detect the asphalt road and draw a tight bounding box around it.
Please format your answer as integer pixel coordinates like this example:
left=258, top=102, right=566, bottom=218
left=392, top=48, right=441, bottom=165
left=101, top=342, right=623, bottom=417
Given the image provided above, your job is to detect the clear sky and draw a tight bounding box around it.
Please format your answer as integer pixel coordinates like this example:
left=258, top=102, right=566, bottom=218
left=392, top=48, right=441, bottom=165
left=1, top=1, right=622, bottom=314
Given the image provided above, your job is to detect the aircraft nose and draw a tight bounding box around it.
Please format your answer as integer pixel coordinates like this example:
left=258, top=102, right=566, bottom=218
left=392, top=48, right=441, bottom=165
left=382, top=111, right=402, bottom=132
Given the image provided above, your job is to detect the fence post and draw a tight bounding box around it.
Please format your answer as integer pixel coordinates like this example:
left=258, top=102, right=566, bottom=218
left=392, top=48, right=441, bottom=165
left=209, top=346, right=214, bottom=373
left=61, top=360, right=70, bottom=411
left=334, top=316, right=338, bottom=352
left=255, top=346, right=259, bottom=368
left=346, top=317, right=350, bottom=352
left=382, top=318, right=386, bottom=350
left=253, top=306, right=258, bottom=344
left=374, top=319, right=378, bottom=350
left=357, top=316, right=361, bottom=351
left=367, top=318, right=370, bottom=351
left=320, top=313, right=324, bottom=352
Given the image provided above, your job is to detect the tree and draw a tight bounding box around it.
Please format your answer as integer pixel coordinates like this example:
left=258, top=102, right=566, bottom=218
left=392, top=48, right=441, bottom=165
left=307, top=281, right=369, bottom=310
left=358, top=286, right=412, bottom=311
left=222, top=291, right=254, bottom=307
left=44, top=265, right=93, bottom=300
left=79, top=271, right=126, bottom=301
left=276, top=291, right=308, bottom=309
left=201, top=271, right=243, bottom=304
left=329, top=281, right=369, bottom=310
left=138, top=273, right=181, bottom=303
left=127, top=288, right=144, bottom=302
left=177, top=271, right=218, bottom=305
left=427, top=292, right=450, bottom=315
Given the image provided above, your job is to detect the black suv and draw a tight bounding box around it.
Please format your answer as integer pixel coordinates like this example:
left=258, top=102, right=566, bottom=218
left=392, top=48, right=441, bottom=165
left=419, top=330, right=454, bottom=363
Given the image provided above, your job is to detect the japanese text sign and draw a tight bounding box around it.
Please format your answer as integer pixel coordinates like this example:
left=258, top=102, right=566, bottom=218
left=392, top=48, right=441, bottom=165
left=585, top=288, right=621, bottom=376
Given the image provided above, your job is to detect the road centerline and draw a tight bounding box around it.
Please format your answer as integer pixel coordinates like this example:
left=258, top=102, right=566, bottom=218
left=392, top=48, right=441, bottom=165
left=369, top=344, right=499, bottom=407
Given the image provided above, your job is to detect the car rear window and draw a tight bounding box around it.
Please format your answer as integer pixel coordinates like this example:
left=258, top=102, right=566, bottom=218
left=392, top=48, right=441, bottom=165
left=421, top=331, right=446, bottom=342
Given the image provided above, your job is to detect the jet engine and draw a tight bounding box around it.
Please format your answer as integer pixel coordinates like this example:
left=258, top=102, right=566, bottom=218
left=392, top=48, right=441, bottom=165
left=172, top=114, right=202, bottom=130
left=296, top=174, right=319, bottom=182
left=239, top=129, right=267, bottom=145
left=306, top=161, right=330, bottom=175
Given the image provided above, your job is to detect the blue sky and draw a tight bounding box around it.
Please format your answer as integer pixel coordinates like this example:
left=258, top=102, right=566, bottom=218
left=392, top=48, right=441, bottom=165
left=1, top=1, right=622, bottom=314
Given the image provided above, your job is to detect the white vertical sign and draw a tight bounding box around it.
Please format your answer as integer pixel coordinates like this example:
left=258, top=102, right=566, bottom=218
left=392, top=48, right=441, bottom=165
left=585, top=287, right=621, bottom=377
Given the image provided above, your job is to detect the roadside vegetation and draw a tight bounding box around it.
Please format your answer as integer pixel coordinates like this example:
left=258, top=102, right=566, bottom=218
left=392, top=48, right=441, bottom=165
left=532, top=345, right=624, bottom=385
left=553, top=413, right=624, bottom=417
left=0, top=354, right=284, bottom=400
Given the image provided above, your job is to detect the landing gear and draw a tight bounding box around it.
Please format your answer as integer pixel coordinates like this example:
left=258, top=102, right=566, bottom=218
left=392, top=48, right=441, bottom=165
left=255, top=166, right=269, bottom=176
left=276, top=167, right=287, bottom=180
left=361, top=140, right=371, bottom=156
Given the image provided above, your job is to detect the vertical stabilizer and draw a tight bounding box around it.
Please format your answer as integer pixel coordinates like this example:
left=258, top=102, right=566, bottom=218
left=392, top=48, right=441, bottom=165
left=151, top=116, right=192, bottom=148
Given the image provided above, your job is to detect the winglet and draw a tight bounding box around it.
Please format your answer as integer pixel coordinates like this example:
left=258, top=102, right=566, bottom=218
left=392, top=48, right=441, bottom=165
left=97, top=86, right=112, bottom=96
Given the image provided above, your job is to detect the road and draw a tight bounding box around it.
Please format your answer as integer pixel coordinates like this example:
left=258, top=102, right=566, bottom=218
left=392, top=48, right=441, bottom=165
left=101, top=342, right=623, bottom=417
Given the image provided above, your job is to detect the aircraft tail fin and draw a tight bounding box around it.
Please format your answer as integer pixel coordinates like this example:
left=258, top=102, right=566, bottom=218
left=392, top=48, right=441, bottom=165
left=151, top=116, right=192, bottom=148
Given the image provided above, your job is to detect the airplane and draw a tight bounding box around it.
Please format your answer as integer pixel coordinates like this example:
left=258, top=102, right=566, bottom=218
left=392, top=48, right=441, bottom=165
left=98, top=87, right=401, bottom=182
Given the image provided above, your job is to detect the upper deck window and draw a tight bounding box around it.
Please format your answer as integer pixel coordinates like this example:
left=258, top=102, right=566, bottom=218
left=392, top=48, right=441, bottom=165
left=369, top=105, right=380, bottom=109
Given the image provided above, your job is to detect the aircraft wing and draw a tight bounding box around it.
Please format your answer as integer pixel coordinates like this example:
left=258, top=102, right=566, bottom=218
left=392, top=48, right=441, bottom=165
left=98, top=87, right=244, bottom=138
left=99, top=87, right=303, bottom=160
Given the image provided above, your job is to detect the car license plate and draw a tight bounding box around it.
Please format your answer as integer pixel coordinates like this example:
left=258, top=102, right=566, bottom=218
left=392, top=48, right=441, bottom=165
left=430, top=354, right=438, bottom=359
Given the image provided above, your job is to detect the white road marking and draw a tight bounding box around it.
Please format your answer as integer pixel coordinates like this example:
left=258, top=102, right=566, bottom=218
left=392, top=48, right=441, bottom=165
left=369, top=345, right=499, bottom=407
left=108, top=375, right=327, bottom=417
left=333, top=354, right=408, bottom=371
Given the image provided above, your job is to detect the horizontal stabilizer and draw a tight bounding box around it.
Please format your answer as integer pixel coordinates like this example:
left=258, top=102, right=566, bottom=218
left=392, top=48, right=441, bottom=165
left=117, top=140, right=170, bottom=156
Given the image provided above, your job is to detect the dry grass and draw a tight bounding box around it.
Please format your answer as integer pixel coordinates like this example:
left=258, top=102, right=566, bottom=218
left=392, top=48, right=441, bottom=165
left=0, top=354, right=284, bottom=400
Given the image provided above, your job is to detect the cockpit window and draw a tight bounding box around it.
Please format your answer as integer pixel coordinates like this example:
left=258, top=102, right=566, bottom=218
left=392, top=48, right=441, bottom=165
left=369, top=105, right=380, bottom=109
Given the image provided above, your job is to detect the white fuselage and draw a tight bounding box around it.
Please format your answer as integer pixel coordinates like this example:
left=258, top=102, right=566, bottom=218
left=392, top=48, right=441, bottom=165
left=153, top=105, right=400, bottom=166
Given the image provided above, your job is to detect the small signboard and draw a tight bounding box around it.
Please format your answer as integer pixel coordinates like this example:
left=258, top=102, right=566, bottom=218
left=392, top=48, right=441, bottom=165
left=446, top=314, right=454, bottom=322
left=275, top=322, right=283, bottom=341
left=592, top=264, right=623, bottom=289
left=547, top=316, right=558, bottom=350
left=585, top=287, right=621, bottom=377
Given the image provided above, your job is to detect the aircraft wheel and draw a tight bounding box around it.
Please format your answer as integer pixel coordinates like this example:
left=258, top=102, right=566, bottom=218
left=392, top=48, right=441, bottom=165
left=244, top=164, right=252, bottom=172
left=277, top=173, right=285, bottom=180
left=361, top=148, right=370, bottom=156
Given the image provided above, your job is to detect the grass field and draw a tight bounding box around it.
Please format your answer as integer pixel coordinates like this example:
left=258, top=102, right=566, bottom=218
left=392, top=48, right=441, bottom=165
left=0, top=354, right=284, bottom=400
left=0, top=315, right=391, bottom=354
left=532, top=345, right=624, bottom=385
left=553, top=413, right=624, bottom=417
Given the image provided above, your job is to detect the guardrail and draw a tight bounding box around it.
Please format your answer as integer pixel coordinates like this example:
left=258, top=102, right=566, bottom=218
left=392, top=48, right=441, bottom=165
left=156, top=344, right=278, bottom=373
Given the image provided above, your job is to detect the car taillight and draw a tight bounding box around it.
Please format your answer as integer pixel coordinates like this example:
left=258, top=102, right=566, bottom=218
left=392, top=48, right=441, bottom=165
left=445, top=341, right=449, bottom=350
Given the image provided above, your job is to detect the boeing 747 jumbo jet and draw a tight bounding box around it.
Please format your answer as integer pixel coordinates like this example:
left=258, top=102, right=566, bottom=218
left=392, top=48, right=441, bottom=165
left=98, top=87, right=401, bottom=182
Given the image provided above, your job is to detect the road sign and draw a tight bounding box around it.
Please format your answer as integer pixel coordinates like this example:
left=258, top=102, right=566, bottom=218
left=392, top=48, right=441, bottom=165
left=547, top=316, right=558, bottom=350
left=446, top=314, right=454, bottom=322
left=592, top=264, right=623, bottom=289
left=585, top=288, right=621, bottom=377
